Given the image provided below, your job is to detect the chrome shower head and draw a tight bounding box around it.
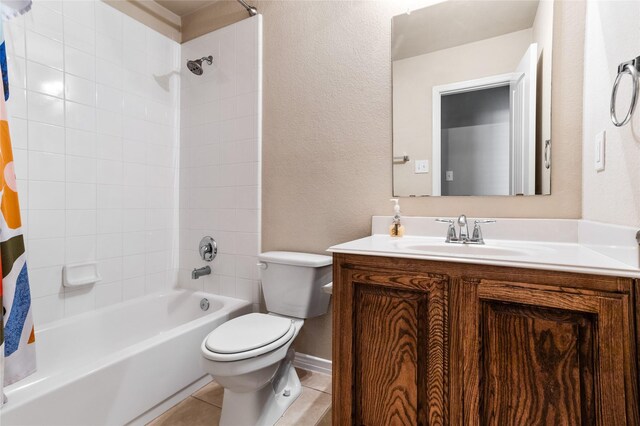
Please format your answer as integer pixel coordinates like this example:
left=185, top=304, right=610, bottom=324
left=186, top=56, right=213, bottom=76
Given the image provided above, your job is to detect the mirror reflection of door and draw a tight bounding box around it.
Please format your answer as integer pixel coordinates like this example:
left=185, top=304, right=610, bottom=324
left=391, top=0, right=553, bottom=197
left=433, top=44, right=537, bottom=196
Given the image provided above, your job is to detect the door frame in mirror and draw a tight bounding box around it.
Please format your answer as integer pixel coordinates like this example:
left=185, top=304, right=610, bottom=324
left=432, top=72, right=520, bottom=196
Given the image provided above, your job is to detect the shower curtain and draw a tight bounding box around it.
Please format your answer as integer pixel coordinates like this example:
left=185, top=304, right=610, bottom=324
left=0, top=0, right=36, bottom=402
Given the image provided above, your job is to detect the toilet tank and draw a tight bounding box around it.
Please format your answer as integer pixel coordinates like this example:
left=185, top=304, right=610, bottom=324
left=258, top=251, right=332, bottom=319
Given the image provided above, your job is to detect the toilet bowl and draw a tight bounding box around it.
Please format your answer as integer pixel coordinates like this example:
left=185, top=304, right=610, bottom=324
left=200, top=252, right=332, bottom=426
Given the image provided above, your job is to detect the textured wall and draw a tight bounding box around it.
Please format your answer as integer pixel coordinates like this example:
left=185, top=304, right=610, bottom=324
left=582, top=1, right=640, bottom=226
left=180, top=0, right=585, bottom=361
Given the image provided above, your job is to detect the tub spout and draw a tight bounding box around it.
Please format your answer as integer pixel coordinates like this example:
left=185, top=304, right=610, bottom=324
left=192, top=266, right=211, bottom=279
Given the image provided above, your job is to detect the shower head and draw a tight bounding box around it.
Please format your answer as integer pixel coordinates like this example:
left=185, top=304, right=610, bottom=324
left=186, top=56, right=213, bottom=76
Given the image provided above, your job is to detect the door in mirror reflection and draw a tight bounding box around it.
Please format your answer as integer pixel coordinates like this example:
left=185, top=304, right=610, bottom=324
left=392, top=0, right=553, bottom=197
left=434, top=44, right=537, bottom=196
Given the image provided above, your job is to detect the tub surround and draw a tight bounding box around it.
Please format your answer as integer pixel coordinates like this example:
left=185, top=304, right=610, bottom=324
left=328, top=216, right=640, bottom=277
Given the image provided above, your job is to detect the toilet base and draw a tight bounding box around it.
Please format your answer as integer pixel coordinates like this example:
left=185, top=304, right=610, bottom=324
left=219, top=349, right=302, bottom=426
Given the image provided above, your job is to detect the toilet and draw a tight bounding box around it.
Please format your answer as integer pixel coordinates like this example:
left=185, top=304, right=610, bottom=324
left=200, top=251, right=332, bottom=426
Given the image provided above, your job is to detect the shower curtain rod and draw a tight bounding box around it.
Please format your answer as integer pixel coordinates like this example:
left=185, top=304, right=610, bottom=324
left=236, top=0, right=257, bottom=16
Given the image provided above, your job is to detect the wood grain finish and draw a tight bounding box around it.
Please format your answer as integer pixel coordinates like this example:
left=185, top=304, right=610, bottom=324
left=354, top=286, right=426, bottom=424
left=332, top=253, right=640, bottom=426
left=332, top=262, right=447, bottom=425
left=480, top=302, right=595, bottom=424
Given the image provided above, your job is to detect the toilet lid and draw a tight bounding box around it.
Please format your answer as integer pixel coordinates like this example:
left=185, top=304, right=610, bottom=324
left=205, top=313, right=294, bottom=354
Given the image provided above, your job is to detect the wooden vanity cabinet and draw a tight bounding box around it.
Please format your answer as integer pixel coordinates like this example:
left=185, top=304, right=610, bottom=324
left=332, top=253, right=640, bottom=426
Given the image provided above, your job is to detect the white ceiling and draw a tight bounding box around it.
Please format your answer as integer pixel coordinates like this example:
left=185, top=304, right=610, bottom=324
left=392, top=0, right=541, bottom=61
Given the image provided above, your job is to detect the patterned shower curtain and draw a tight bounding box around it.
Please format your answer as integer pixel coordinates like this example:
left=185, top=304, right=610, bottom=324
left=0, top=0, right=35, bottom=401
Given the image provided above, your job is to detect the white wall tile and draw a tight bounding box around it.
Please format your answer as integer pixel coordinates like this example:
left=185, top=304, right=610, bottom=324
left=66, top=101, right=96, bottom=131
left=7, top=86, right=28, bottom=119
left=65, top=235, right=96, bottom=263
left=63, top=17, right=95, bottom=54
left=28, top=91, right=64, bottom=126
left=10, top=118, right=28, bottom=149
left=65, top=46, right=96, bottom=80
left=26, top=30, right=64, bottom=69
left=29, top=237, right=65, bottom=268
left=65, top=74, right=96, bottom=106
left=31, top=293, right=64, bottom=324
left=64, top=287, right=95, bottom=316
left=66, top=210, right=97, bottom=236
left=95, top=281, right=123, bottom=308
left=66, top=128, right=96, bottom=158
left=25, top=5, right=64, bottom=41
left=63, top=0, right=94, bottom=27
left=66, top=155, right=97, bottom=183
left=29, top=266, right=63, bottom=298
left=26, top=61, right=64, bottom=98
left=29, top=181, right=65, bottom=210
left=28, top=210, right=65, bottom=239
left=29, top=151, right=65, bottom=181
left=66, top=182, right=96, bottom=209
left=96, top=84, right=123, bottom=112
left=29, top=121, right=65, bottom=153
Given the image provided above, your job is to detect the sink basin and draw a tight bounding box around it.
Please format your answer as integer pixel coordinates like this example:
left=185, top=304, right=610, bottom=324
left=399, top=243, right=529, bottom=257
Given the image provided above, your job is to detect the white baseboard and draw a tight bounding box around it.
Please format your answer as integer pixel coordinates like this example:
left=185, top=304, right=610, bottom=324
left=293, top=352, right=332, bottom=376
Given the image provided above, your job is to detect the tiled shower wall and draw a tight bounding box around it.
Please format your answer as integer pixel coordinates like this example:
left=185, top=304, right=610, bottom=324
left=178, top=17, right=262, bottom=311
left=3, top=0, right=181, bottom=324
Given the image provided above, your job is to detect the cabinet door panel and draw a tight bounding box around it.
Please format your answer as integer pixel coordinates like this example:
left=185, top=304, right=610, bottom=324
left=481, top=302, right=595, bottom=424
left=333, top=266, right=448, bottom=426
left=355, top=285, right=426, bottom=425
left=461, top=279, right=635, bottom=426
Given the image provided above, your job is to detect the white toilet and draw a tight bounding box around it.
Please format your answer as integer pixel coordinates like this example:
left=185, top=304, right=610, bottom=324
left=200, top=251, right=332, bottom=426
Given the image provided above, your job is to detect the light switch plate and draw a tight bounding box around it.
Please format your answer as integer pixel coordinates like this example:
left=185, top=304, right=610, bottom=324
left=595, top=130, right=605, bottom=172
left=414, top=160, right=429, bottom=174
left=445, top=171, right=454, bottom=181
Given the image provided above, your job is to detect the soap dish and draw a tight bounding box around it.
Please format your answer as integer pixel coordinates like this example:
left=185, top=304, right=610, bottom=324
left=62, top=262, right=102, bottom=288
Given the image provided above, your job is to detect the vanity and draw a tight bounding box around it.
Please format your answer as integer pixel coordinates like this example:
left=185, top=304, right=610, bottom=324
left=329, top=217, right=640, bottom=425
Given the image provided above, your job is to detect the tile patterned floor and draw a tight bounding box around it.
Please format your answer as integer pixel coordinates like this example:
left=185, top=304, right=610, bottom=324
left=147, top=369, right=332, bottom=426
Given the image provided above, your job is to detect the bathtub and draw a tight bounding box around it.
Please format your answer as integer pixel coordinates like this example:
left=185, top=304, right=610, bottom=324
left=1, top=290, right=252, bottom=426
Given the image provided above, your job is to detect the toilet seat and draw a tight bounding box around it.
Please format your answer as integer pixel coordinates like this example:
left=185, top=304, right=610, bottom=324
left=203, top=313, right=295, bottom=362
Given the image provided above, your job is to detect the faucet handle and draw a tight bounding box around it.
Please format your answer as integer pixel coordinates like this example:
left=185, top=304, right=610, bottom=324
left=435, top=218, right=457, bottom=242
left=435, top=218, right=453, bottom=223
left=474, top=219, right=496, bottom=224
left=472, top=219, right=495, bottom=243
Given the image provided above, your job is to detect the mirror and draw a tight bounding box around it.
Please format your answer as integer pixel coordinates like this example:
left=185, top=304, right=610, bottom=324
left=392, top=0, right=553, bottom=196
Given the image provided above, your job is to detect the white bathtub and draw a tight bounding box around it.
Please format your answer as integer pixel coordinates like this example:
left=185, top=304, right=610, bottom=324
left=1, top=290, right=252, bottom=426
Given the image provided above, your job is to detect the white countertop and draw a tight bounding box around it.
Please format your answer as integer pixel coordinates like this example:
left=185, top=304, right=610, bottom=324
left=327, top=217, right=640, bottom=278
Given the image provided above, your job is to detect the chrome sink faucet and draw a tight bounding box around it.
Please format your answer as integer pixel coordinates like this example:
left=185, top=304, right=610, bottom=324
left=436, top=215, right=495, bottom=244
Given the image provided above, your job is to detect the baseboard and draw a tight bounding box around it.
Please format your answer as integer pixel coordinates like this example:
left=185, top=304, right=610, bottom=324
left=293, top=352, right=332, bottom=376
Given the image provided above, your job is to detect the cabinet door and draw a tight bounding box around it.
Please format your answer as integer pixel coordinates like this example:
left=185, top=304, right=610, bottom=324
left=460, top=278, right=638, bottom=425
left=333, top=268, right=448, bottom=426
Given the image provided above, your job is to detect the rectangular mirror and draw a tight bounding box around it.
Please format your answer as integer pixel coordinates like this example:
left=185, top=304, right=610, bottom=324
left=392, top=0, right=553, bottom=196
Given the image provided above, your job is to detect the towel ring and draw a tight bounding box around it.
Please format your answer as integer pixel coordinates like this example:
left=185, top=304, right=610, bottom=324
left=610, top=58, right=639, bottom=127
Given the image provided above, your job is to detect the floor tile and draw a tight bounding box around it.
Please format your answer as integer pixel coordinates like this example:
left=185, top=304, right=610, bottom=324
left=146, top=396, right=221, bottom=426
left=275, top=387, right=332, bottom=426
left=296, top=368, right=332, bottom=394
left=193, top=380, right=224, bottom=407
left=316, top=407, right=332, bottom=426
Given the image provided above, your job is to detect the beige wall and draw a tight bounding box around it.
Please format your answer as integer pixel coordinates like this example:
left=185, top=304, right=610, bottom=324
left=176, top=0, right=585, bottom=361
left=392, top=29, right=533, bottom=196
left=582, top=0, right=640, bottom=226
